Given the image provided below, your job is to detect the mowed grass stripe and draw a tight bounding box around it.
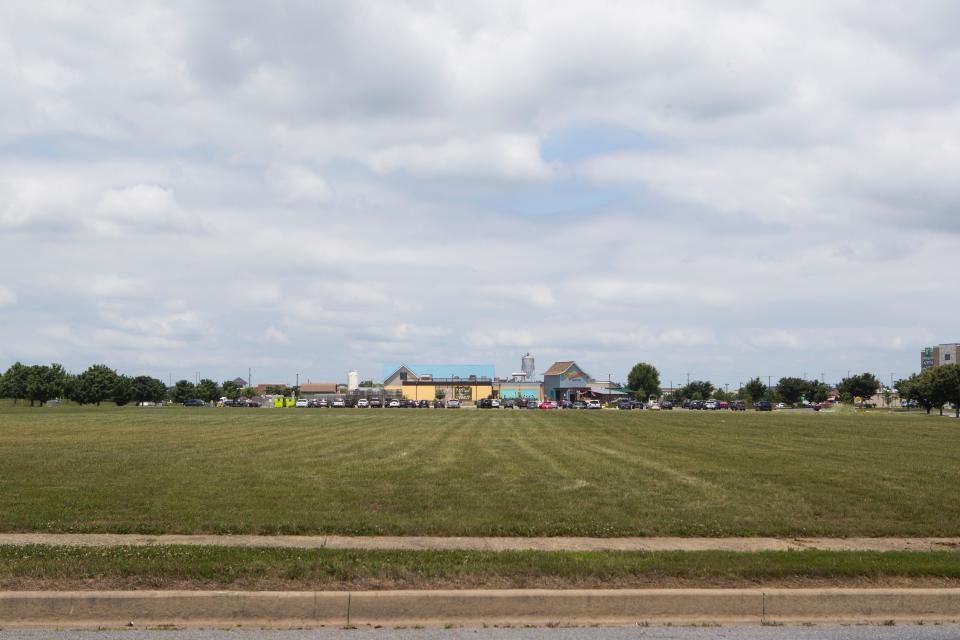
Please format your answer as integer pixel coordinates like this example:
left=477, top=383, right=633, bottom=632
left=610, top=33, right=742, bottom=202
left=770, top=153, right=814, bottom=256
left=1, top=406, right=959, bottom=536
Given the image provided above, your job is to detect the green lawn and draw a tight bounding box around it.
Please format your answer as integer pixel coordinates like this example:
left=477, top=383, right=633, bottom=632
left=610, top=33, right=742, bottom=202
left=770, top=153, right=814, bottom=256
left=0, top=406, right=957, bottom=536
left=3, top=545, right=959, bottom=590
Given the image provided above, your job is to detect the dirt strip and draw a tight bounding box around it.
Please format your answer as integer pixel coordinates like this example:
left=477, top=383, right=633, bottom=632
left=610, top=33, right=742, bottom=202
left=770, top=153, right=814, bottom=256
left=0, top=533, right=958, bottom=552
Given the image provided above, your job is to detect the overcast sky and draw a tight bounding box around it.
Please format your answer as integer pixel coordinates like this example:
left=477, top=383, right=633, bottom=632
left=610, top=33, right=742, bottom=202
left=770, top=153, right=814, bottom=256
left=1, top=1, right=958, bottom=388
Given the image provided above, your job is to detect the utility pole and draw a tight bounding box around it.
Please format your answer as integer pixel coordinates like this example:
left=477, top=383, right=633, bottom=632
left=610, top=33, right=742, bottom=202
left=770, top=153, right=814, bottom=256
left=767, top=375, right=771, bottom=389
left=295, top=373, right=300, bottom=396
left=686, top=372, right=690, bottom=386
left=195, top=372, right=199, bottom=385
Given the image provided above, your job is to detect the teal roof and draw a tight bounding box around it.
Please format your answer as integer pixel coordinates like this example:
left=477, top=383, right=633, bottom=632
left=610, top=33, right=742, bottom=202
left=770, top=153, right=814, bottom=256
left=382, top=363, right=495, bottom=382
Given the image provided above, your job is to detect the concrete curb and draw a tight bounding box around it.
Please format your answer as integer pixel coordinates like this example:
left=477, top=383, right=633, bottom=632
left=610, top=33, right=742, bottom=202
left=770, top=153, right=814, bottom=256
left=2, top=589, right=960, bottom=628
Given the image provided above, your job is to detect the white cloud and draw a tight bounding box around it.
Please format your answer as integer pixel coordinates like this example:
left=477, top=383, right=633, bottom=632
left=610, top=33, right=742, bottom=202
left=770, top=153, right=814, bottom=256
left=263, top=326, right=290, bottom=345
left=91, top=184, right=190, bottom=235
left=370, top=135, right=552, bottom=182
left=268, top=165, right=332, bottom=204
left=0, top=286, right=16, bottom=306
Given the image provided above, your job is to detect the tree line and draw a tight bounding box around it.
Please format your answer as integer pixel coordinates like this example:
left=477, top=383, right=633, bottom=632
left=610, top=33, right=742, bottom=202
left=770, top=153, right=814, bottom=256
left=0, top=362, right=261, bottom=406
left=628, top=362, right=894, bottom=406
left=897, top=365, right=960, bottom=417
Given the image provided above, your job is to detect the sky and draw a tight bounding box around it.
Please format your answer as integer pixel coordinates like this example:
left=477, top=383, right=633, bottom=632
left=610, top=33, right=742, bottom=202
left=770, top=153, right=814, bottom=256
left=1, top=1, right=958, bottom=389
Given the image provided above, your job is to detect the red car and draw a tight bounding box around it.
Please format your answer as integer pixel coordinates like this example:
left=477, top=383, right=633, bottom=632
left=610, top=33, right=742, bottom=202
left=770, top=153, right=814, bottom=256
left=538, top=400, right=557, bottom=410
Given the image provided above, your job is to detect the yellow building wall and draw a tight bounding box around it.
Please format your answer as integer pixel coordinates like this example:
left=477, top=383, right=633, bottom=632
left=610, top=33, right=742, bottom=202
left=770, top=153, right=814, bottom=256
left=401, top=383, right=493, bottom=402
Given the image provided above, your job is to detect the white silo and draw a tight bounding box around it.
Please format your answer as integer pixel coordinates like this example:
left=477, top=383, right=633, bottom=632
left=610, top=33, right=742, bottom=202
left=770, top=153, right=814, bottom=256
left=347, top=370, right=359, bottom=391
left=521, top=353, right=535, bottom=381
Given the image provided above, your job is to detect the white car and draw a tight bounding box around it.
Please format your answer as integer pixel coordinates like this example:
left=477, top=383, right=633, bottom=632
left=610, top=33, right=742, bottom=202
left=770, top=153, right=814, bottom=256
left=356, top=398, right=369, bottom=408
left=586, top=400, right=602, bottom=410
left=295, top=398, right=309, bottom=408
left=446, top=399, right=461, bottom=408
left=647, top=402, right=661, bottom=410
left=490, top=399, right=500, bottom=408
left=332, top=398, right=346, bottom=408
left=388, top=399, right=401, bottom=408
left=776, top=402, right=786, bottom=409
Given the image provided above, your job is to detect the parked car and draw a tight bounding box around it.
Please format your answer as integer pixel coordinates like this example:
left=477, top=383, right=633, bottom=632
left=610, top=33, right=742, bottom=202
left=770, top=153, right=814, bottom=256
left=586, top=400, right=602, bottom=410
left=647, top=402, right=661, bottom=410
left=433, top=399, right=445, bottom=408
left=755, top=400, right=773, bottom=411
left=703, top=400, right=719, bottom=410
left=660, top=400, right=674, bottom=410
left=814, top=401, right=834, bottom=411
left=183, top=399, right=207, bottom=407
left=478, top=398, right=493, bottom=409
left=503, top=399, right=515, bottom=409
left=490, top=399, right=501, bottom=409
left=730, top=400, right=746, bottom=411
left=525, top=399, right=538, bottom=409
left=369, top=398, right=382, bottom=408
left=387, top=399, right=401, bottom=408
left=776, top=402, right=786, bottom=409
left=575, top=401, right=589, bottom=410
left=356, top=398, right=369, bottom=408
left=447, top=399, right=461, bottom=408
left=295, top=398, right=310, bottom=408
left=538, top=400, right=557, bottom=409
left=615, top=399, right=632, bottom=410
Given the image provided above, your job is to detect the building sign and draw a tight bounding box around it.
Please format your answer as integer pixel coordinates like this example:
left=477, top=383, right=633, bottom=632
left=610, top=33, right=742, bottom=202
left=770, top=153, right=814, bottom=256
left=921, top=347, right=935, bottom=370
left=455, top=386, right=473, bottom=401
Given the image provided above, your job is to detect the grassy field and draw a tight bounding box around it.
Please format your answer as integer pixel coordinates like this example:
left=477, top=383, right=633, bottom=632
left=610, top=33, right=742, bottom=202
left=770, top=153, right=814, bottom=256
left=3, top=545, right=959, bottom=590
left=0, top=405, right=957, bottom=537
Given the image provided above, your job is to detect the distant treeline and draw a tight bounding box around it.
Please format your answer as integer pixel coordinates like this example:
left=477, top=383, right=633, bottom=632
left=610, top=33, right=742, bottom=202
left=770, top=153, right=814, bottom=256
left=0, top=362, right=260, bottom=406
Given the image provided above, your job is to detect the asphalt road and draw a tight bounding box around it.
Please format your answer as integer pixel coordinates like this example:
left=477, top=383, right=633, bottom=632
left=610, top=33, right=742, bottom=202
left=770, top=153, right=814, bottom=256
left=3, top=627, right=960, bottom=640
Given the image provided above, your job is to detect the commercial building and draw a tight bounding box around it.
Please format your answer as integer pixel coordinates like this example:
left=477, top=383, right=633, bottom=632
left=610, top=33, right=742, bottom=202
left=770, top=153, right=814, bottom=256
left=921, top=343, right=960, bottom=370
left=381, top=355, right=620, bottom=405
left=383, top=364, right=495, bottom=402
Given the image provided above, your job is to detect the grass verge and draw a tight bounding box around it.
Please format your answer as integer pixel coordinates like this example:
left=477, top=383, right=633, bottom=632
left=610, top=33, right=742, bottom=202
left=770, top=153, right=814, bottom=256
left=2, top=546, right=960, bottom=590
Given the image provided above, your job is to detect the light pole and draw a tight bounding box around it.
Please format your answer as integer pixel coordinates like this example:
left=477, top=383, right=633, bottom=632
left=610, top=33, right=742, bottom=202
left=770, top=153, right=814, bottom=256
left=295, top=373, right=299, bottom=397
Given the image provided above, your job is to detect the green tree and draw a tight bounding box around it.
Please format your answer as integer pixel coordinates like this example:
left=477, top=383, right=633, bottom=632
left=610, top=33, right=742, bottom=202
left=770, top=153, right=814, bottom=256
left=112, top=375, right=134, bottom=406
left=171, top=380, right=196, bottom=404
left=935, top=364, right=960, bottom=418
left=807, top=380, right=830, bottom=403
left=676, top=380, right=714, bottom=401
left=928, top=365, right=960, bottom=417
left=740, top=378, right=767, bottom=404
left=775, top=377, right=808, bottom=406
left=435, top=388, right=446, bottom=400
left=0, top=362, right=30, bottom=404
left=195, top=378, right=221, bottom=403
left=627, top=362, right=661, bottom=401
left=240, top=386, right=257, bottom=399
left=221, top=380, right=242, bottom=400
left=25, top=363, right=67, bottom=406
left=74, top=364, right=120, bottom=406
left=838, top=373, right=881, bottom=404
left=131, top=376, right=166, bottom=405
left=898, top=372, right=935, bottom=414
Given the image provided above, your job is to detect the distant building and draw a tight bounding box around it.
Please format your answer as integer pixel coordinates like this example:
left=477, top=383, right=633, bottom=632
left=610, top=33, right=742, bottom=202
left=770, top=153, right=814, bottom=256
left=542, top=361, right=592, bottom=402
left=921, top=343, right=960, bottom=371
left=299, top=383, right=340, bottom=396
left=230, top=377, right=248, bottom=388
left=382, top=364, right=495, bottom=403
left=255, top=383, right=287, bottom=395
